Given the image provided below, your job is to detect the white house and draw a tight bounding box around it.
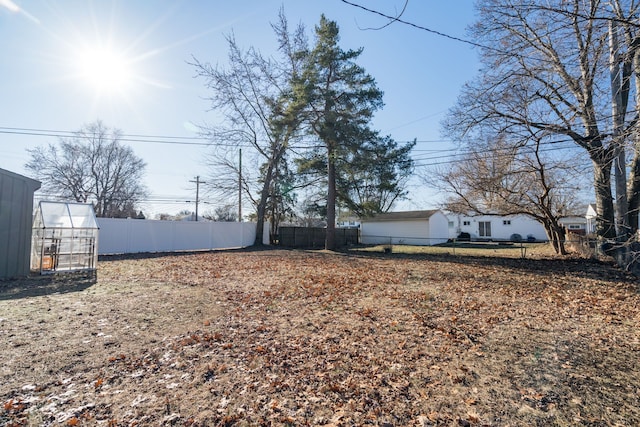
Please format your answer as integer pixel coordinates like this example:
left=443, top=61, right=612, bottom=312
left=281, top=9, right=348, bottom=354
left=448, top=214, right=548, bottom=241
left=360, top=210, right=449, bottom=246
left=583, top=203, right=640, bottom=234
left=559, top=215, right=588, bottom=235
left=585, top=204, right=597, bottom=234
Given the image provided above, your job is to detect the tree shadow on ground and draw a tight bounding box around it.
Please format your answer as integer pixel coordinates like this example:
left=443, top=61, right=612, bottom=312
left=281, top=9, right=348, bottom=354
left=0, top=271, right=97, bottom=301
left=96, top=246, right=637, bottom=289
left=346, top=247, right=637, bottom=287
left=97, top=246, right=271, bottom=264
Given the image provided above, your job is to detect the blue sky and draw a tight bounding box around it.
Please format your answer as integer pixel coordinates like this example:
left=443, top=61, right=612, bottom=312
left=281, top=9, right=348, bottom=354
left=0, top=0, right=480, bottom=217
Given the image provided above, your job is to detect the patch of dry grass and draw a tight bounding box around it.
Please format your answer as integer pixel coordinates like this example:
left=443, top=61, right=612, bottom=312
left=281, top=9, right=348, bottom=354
left=0, top=249, right=638, bottom=426
left=351, top=242, right=557, bottom=258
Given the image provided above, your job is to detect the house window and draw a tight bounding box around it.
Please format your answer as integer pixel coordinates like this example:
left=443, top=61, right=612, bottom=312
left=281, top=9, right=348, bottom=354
left=568, top=224, right=582, bottom=230
left=503, top=220, right=511, bottom=225
left=463, top=221, right=471, bottom=226
left=479, top=221, right=491, bottom=237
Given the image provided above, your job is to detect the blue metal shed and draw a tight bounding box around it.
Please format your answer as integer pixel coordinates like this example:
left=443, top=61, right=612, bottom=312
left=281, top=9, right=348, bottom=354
left=0, top=168, right=41, bottom=279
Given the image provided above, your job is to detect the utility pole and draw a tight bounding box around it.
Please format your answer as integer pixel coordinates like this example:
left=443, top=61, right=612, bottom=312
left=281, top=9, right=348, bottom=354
left=238, top=149, right=242, bottom=222
left=189, top=176, right=206, bottom=221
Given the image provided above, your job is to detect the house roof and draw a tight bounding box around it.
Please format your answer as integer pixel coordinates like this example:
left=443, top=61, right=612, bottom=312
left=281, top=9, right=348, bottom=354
left=362, top=210, right=441, bottom=222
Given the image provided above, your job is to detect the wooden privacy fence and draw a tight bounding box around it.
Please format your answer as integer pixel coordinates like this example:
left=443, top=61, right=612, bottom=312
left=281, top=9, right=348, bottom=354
left=278, top=227, right=359, bottom=248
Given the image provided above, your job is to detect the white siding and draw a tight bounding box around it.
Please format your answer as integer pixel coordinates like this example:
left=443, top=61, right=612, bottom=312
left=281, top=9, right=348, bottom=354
left=360, top=212, right=449, bottom=246
left=97, top=218, right=269, bottom=255
left=449, top=214, right=547, bottom=241
left=361, top=220, right=428, bottom=245
left=559, top=216, right=587, bottom=233
left=585, top=205, right=597, bottom=233
left=427, top=211, right=451, bottom=245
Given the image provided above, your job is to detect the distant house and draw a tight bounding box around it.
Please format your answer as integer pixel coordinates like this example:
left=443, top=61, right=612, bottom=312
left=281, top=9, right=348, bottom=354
left=585, top=204, right=597, bottom=234
left=360, top=210, right=449, bottom=246
left=336, top=216, right=360, bottom=229
left=582, top=203, right=640, bottom=234
left=559, top=215, right=588, bottom=235
left=448, top=214, right=548, bottom=241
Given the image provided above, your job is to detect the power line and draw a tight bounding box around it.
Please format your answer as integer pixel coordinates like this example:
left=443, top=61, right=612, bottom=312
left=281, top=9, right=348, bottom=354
left=0, top=124, right=616, bottom=170
left=0, top=127, right=215, bottom=147
left=0, top=126, right=341, bottom=149
left=33, top=191, right=225, bottom=208
left=0, top=126, right=207, bottom=140
left=410, top=137, right=591, bottom=168
left=1, top=117, right=633, bottom=149
left=340, top=0, right=491, bottom=51
left=340, top=0, right=565, bottom=66
left=0, top=125, right=446, bottom=148
left=340, top=0, right=640, bottom=73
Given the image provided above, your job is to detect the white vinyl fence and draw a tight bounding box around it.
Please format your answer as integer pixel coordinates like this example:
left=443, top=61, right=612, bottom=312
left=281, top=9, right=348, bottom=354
left=96, top=218, right=268, bottom=255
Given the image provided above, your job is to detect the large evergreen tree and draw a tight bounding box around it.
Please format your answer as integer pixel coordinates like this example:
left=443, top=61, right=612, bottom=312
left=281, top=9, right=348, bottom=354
left=297, top=129, right=415, bottom=218
left=294, top=15, right=385, bottom=250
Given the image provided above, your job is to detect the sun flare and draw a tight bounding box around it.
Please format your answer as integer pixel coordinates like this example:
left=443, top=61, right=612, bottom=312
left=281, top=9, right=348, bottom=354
left=76, top=46, right=133, bottom=94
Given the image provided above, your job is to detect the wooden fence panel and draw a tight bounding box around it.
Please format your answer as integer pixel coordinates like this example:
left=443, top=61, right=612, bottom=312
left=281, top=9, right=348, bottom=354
left=278, top=227, right=359, bottom=248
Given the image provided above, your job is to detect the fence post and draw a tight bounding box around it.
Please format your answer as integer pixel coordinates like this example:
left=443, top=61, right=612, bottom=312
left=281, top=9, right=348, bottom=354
left=520, top=241, right=526, bottom=259
left=383, top=236, right=392, bottom=253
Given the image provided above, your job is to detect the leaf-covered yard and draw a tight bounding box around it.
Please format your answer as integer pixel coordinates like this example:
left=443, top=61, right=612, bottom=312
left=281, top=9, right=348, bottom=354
left=0, top=249, right=638, bottom=426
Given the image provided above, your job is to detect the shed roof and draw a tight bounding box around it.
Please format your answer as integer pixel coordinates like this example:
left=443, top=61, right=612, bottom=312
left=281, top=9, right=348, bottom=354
left=362, top=210, right=441, bottom=222
left=0, top=167, right=40, bottom=190
left=34, top=201, right=98, bottom=229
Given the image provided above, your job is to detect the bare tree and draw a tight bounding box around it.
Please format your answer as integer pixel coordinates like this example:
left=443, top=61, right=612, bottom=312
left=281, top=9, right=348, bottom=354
left=432, top=131, right=586, bottom=254
left=191, top=9, right=306, bottom=246
left=26, top=121, right=147, bottom=217
left=444, top=0, right=640, bottom=250
left=200, top=206, right=239, bottom=222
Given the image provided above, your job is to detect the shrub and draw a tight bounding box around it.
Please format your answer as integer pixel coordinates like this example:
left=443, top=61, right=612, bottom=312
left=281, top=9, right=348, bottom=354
left=457, top=232, right=471, bottom=241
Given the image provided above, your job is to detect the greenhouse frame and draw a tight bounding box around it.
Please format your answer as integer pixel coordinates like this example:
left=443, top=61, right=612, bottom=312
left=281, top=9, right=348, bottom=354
left=31, top=201, right=99, bottom=274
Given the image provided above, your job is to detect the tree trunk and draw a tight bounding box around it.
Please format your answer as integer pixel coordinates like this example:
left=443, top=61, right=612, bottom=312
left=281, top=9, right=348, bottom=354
left=542, top=219, right=567, bottom=255
left=555, top=227, right=567, bottom=255
left=592, top=158, right=617, bottom=241
left=326, top=143, right=337, bottom=251
left=254, top=187, right=268, bottom=246
left=253, top=141, right=290, bottom=246
left=609, top=18, right=631, bottom=241
left=614, top=148, right=629, bottom=237
left=253, top=158, right=276, bottom=246
left=628, top=142, right=640, bottom=235
left=628, top=46, right=640, bottom=236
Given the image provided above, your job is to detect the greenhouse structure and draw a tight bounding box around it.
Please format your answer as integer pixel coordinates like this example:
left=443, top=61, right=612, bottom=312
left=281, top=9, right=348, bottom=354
left=31, top=201, right=99, bottom=274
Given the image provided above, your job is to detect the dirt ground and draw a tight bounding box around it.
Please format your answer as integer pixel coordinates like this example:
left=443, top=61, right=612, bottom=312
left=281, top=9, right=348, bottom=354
left=0, top=248, right=639, bottom=426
